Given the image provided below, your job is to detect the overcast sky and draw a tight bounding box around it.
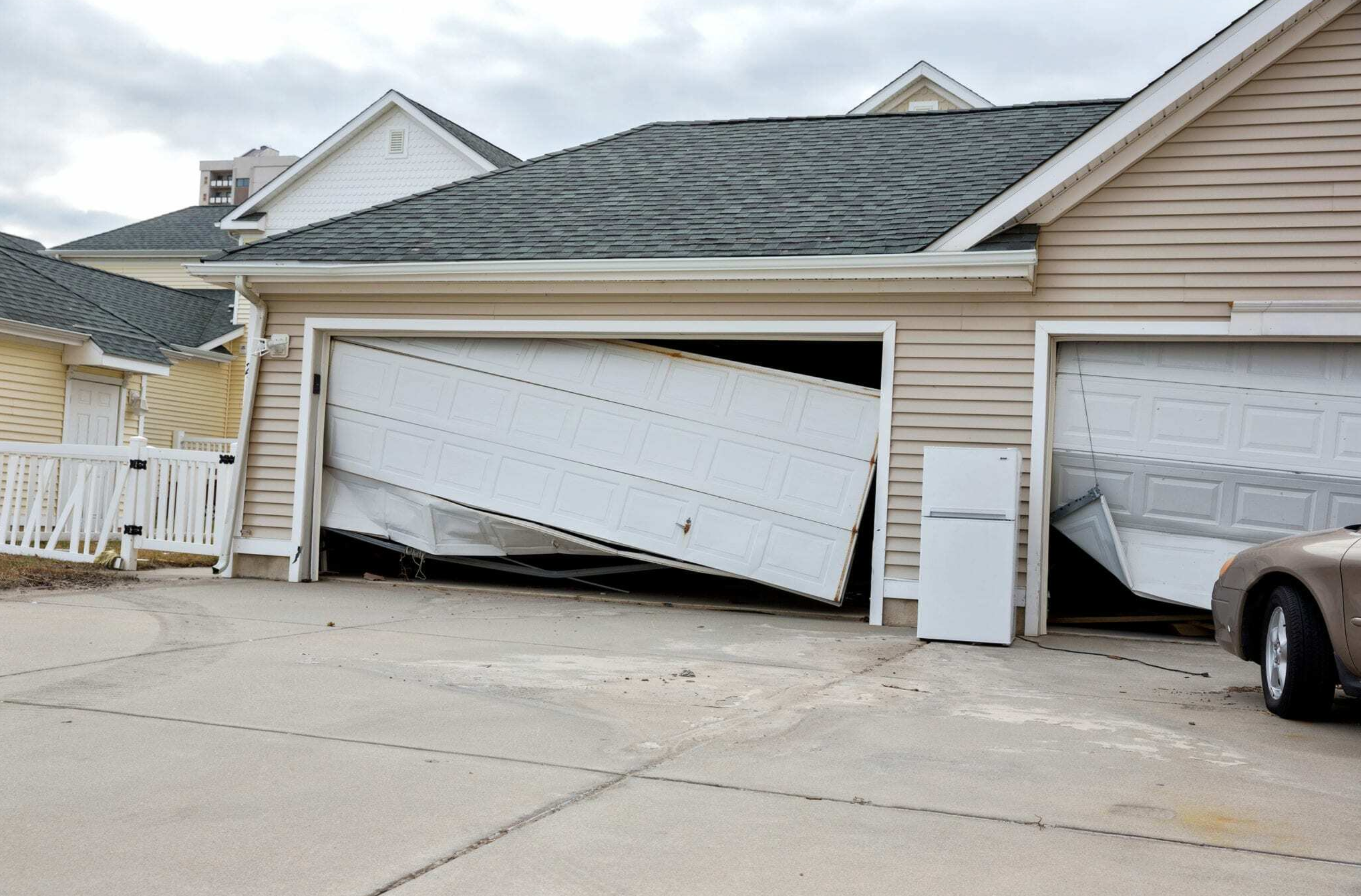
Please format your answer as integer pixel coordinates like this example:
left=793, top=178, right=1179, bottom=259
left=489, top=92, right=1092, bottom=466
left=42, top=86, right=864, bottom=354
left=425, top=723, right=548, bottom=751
left=1, top=0, right=1255, bottom=247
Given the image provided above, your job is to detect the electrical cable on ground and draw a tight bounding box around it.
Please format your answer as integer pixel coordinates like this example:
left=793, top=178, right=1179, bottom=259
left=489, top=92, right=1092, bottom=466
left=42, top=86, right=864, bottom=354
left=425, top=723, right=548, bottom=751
left=1017, top=636, right=1211, bottom=677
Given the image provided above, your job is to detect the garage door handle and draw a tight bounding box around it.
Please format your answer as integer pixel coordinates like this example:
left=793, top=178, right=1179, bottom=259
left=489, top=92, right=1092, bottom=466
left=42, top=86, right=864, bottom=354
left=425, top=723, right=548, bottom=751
left=677, top=517, right=692, bottom=535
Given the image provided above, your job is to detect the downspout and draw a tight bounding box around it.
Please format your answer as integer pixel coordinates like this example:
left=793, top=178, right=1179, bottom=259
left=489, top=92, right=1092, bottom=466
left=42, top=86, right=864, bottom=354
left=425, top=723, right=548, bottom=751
left=137, top=375, right=147, bottom=438
left=215, top=275, right=266, bottom=575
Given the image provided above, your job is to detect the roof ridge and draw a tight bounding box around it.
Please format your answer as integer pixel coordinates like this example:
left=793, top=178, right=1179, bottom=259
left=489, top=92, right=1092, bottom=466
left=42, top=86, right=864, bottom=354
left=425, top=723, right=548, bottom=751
left=211, top=120, right=667, bottom=259
left=395, top=91, right=522, bottom=167
left=2, top=246, right=223, bottom=352
left=657, top=98, right=1127, bottom=128
left=52, top=204, right=237, bottom=251
left=0, top=247, right=169, bottom=350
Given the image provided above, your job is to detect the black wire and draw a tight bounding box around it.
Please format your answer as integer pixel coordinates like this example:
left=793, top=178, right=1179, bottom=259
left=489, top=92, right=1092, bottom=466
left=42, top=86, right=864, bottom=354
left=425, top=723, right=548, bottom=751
left=1017, top=636, right=1211, bottom=677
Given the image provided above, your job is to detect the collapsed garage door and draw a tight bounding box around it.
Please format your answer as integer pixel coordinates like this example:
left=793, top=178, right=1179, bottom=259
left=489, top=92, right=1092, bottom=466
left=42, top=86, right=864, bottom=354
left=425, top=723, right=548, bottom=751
left=320, top=336, right=879, bottom=603
left=1051, top=341, right=1361, bottom=608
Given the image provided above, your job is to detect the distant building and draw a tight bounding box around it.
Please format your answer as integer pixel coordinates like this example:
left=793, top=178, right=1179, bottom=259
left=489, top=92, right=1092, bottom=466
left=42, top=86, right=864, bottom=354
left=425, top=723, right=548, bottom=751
left=198, top=146, right=299, bottom=206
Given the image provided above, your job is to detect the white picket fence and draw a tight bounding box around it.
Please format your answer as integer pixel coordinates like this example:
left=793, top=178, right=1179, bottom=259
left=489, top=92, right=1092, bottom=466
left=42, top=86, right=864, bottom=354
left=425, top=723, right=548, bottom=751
left=173, top=431, right=237, bottom=454
left=0, top=437, right=235, bottom=569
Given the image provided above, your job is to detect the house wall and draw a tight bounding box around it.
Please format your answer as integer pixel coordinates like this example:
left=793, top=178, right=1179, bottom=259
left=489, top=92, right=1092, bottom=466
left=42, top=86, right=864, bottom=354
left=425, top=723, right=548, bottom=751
left=0, top=337, right=67, bottom=443
left=1036, top=6, right=1361, bottom=306
left=258, top=107, right=488, bottom=236
left=59, top=255, right=216, bottom=290
left=138, top=355, right=238, bottom=449
left=228, top=7, right=1361, bottom=593
left=233, top=284, right=1224, bottom=588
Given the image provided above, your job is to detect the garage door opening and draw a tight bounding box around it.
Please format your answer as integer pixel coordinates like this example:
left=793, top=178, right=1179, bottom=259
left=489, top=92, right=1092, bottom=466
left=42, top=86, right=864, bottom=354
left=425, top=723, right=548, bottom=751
left=314, top=334, right=885, bottom=619
left=1044, top=339, right=1361, bottom=636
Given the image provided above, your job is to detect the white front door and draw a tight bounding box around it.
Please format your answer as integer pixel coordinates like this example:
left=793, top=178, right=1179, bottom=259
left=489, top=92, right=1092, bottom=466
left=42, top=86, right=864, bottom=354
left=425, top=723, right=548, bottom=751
left=65, top=378, right=122, bottom=446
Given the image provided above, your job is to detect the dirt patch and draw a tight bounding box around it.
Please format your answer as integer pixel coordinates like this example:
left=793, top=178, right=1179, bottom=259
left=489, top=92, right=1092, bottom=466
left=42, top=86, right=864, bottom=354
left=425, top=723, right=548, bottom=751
left=0, top=551, right=213, bottom=598
left=0, top=554, right=126, bottom=596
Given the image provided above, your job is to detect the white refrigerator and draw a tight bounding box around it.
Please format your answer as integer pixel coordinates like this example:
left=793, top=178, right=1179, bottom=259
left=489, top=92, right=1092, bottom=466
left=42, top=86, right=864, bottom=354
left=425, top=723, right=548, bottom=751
left=916, top=447, right=1021, bottom=645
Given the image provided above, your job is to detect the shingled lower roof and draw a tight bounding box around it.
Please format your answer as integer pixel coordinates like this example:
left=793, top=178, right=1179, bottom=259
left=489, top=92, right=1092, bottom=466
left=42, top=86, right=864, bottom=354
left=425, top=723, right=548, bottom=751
left=54, top=205, right=240, bottom=253
left=209, top=100, right=1121, bottom=265
left=0, top=248, right=239, bottom=364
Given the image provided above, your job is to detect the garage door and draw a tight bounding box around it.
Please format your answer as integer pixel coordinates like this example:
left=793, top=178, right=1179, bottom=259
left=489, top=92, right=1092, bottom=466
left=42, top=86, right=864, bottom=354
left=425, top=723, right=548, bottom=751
left=323, top=337, right=879, bottom=603
left=1052, top=342, right=1361, bottom=607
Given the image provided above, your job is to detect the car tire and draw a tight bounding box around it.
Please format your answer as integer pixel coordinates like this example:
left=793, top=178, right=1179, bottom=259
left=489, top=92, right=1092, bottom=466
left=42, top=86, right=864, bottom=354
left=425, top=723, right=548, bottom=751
left=1260, top=584, right=1336, bottom=721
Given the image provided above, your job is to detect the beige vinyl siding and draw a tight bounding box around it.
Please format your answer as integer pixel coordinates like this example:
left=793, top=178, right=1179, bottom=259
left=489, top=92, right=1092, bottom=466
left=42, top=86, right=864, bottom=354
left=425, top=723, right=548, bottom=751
left=225, top=338, right=246, bottom=436
left=59, top=255, right=215, bottom=290
left=139, top=356, right=237, bottom=449
left=1037, top=8, right=1361, bottom=305
left=235, top=289, right=1224, bottom=584
left=0, top=338, right=68, bottom=443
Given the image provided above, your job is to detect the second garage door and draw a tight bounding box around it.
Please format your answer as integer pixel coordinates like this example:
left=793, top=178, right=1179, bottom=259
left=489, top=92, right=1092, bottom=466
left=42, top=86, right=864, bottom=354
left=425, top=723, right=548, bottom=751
left=1051, top=341, right=1361, bottom=607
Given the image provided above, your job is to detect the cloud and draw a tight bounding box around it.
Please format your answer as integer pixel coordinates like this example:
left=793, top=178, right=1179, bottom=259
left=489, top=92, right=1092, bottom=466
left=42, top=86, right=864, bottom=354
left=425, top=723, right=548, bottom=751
left=0, top=0, right=1256, bottom=247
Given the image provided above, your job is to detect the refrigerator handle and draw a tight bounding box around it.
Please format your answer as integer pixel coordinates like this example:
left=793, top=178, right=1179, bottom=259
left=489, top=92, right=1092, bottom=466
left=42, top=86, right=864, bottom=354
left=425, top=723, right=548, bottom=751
left=924, top=510, right=1011, bottom=521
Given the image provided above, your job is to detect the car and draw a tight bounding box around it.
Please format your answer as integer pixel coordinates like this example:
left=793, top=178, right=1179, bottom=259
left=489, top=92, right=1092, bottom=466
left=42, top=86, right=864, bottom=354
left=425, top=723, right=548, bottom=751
left=1212, top=525, right=1361, bottom=720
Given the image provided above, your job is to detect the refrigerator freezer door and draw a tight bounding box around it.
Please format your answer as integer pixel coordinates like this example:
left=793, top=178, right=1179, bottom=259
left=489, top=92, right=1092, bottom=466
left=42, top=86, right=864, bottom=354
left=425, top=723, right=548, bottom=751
left=921, top=447, right=1020, bottom=521
left=917, top=517, right=1017, bottom=645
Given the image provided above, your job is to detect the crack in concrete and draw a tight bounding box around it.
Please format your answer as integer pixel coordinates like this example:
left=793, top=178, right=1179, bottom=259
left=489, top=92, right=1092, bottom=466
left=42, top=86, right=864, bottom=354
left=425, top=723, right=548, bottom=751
left=0, top=614, right=431, bottom=680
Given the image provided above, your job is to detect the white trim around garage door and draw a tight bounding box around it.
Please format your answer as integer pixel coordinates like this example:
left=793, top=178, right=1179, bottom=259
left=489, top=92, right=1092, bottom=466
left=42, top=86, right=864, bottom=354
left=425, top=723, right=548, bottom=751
left=278, top=318, right=898, bottom=624
left=1026, top=314, right=1361, bottom=636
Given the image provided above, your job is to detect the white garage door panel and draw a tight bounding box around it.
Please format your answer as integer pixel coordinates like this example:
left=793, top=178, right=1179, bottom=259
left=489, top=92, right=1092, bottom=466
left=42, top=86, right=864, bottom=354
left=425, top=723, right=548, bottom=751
left=326, top=406, right=854, bottom=601
left=1053, top=373, right=1361, bottom=481
left=329, top=340, right=871, bottom=528
left=344, top=336, right=879, bottom=461
left=1053, top=341, right=1361, bottom=609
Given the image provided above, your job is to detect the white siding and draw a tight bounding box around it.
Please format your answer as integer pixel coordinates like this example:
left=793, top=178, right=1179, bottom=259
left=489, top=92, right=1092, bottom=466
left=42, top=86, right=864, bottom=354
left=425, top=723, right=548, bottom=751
left=260, top=108, right=488, bottom=235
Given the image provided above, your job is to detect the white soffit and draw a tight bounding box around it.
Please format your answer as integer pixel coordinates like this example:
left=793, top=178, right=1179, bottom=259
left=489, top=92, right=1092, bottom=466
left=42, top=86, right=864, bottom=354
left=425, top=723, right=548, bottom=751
left=185, top=249, right=1037, bottom=285
left=928, top=0, right=1331, bottom=251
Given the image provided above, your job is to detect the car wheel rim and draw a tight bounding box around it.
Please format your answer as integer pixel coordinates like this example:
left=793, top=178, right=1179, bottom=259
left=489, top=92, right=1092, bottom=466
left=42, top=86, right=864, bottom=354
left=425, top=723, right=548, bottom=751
left=1266, top=606, right=1288, bottom=701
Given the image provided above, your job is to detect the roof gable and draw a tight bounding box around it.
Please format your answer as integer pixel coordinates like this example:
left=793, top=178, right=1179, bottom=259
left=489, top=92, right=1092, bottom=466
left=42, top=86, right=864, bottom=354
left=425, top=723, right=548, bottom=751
left=205, top=101, right=1120, bottom=266
left=849, top=61, right=993, bottom=114
left=929, top=0, right=1343, bottom=250
left=51, top=205, right=239, bottom=254
left=219, top=90, right=520, bottom=232
left=0, top=246, right=238, bottom=365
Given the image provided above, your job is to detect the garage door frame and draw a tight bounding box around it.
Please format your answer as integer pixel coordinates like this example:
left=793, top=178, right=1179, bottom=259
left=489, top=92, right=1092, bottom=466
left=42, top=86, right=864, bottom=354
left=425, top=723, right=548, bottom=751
left=286, top=318, right=898, bottom=623
left=1028, top=311, right=1361, bottom=635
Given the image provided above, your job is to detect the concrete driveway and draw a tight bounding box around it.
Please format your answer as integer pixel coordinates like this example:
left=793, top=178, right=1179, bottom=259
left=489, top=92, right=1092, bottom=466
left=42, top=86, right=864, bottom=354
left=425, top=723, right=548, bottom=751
left=1, top=577, right=1357, bottom=895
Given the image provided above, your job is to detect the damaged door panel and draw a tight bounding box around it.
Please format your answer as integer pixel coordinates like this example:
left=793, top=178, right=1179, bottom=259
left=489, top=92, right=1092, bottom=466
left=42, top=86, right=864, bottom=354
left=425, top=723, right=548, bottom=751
left=323, top=338, right=879, bottom=603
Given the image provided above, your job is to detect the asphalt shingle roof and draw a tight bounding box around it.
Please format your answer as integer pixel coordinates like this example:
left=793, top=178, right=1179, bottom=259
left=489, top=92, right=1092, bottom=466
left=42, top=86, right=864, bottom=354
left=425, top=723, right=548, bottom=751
left=401, top=94, right=522, bottom=169
left=0, top=231, right=44, bottom=254
left=53, top=205, right=240, bottom=253
left=211, top=100, right=1121, bottom=265
left=0, top=248, right=239, bottom=364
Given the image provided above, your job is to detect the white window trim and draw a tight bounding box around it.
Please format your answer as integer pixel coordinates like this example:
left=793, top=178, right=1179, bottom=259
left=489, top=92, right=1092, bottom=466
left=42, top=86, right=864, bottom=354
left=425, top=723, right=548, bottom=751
left=1025, top=315, right=1360, bottom=636
left=263, top=318, right=897, bottom=626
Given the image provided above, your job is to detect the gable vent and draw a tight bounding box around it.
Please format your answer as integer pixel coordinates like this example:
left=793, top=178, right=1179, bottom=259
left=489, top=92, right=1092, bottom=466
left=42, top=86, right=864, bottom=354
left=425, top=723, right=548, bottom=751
left=387, top=129, right=406, bottom=155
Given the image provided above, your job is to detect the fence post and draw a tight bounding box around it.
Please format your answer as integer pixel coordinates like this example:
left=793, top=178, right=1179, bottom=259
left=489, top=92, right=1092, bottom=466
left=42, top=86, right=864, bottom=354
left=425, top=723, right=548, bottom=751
left=173, top=430, right=185, bottom=450
left=120, top=437, right=148, bottom=571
